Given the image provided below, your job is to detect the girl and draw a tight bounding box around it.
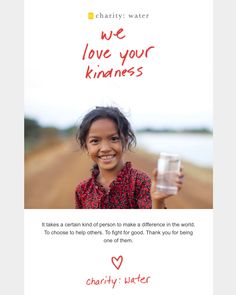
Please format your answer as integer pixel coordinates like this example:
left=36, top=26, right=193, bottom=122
left=75, top=106, right=184, bottom=209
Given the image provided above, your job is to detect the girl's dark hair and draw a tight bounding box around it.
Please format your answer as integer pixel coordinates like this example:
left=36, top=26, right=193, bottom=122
left=76, top=106, right=136, bottom=150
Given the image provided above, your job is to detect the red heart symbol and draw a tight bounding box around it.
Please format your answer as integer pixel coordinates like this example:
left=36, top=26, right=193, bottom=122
left=111, top=255, right=123, bottom=270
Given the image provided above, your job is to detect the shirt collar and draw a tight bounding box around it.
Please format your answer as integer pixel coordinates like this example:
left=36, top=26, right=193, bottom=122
left=91, top=162, right=132, bottom=180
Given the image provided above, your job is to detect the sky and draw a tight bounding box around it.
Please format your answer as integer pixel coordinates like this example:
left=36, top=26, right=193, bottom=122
left=24, top=0, right=213, bottom=130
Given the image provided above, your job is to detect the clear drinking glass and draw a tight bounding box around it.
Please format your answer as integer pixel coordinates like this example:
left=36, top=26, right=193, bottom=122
left=157, top=152, right=181, bottom=195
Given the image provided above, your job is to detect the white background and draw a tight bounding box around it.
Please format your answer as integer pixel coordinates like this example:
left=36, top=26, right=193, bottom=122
left=23, top=1, right=214, bottom=294
left=25, top=210, right=212, bottom=295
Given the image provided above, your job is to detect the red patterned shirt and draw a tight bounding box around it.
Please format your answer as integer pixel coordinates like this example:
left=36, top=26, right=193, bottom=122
left=75, top=162, right=152, bottom=209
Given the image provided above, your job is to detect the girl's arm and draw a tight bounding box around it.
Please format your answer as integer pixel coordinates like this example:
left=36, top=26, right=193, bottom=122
left=151, top=168, right=184, bottom=209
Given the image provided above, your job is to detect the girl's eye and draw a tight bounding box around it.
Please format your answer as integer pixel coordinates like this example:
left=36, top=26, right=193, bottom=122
left=111, top=136, right=120, bottom=142
left=90, top=139, right=99, bottom=144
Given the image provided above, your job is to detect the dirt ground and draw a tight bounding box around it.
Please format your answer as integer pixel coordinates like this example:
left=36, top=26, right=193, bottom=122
left=25, top=138, right=213, bottom=209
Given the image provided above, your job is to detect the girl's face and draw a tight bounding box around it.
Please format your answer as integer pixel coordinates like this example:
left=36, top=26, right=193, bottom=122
left=85, top=118, right=124, bottom=173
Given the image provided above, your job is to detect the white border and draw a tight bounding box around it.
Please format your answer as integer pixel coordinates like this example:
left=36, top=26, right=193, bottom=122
left=214, top=0, right=236, bottom=294
left=0, top=0, right=24, bottom=294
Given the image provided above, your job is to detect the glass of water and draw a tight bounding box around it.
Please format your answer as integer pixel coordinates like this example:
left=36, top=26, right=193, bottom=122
left=157, top=152, right=181, bottom=195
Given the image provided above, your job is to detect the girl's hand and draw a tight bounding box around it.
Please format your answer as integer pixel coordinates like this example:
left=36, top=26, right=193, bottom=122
left=151, top=167, right=184, bottom=209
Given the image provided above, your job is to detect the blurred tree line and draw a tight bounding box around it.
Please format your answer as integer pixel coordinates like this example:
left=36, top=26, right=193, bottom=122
left=24, top=117, right=76, bottom=152
left=136, top=127, right=212, bottom=134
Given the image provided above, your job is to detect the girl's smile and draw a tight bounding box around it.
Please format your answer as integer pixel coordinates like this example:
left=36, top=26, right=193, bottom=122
left=98, top=154, right=116, bottom=163
left=86, top=118, right=125, bottom=174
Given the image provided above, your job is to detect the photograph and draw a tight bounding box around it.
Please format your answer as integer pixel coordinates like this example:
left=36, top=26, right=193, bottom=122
left=25, top=102, right=212, bottom=209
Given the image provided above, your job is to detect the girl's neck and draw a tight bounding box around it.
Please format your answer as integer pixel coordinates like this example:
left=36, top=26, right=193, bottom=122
left=97, top=161, right=124, bottom=189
